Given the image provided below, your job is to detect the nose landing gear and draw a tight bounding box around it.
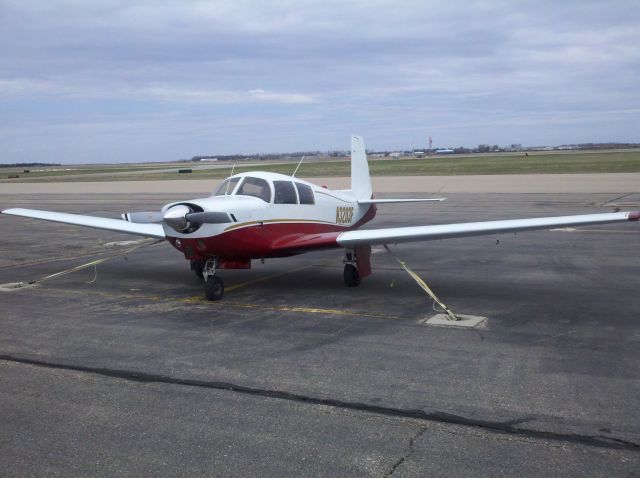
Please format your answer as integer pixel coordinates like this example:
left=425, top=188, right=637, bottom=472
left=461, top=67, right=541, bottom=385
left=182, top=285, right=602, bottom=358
left=202, top=258, right=224, bottom=301
left=190, top=259, right=205, bottom=279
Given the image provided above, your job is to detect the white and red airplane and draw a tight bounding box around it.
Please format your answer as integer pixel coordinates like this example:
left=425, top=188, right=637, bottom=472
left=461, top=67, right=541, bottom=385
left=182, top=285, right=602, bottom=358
left=2, top=135, right=638, bottom=300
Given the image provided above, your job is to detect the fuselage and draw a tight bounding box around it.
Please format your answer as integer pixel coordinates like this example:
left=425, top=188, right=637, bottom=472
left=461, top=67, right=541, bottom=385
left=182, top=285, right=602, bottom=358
left=163, top=171, right=376, bottom=261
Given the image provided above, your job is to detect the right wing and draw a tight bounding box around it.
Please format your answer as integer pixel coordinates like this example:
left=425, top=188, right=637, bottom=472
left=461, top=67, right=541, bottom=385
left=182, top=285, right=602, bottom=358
left=2, top=208, right=165, bottom=239
left=270, top=211, right=638, bottom=254
left=337, top=211, right=639, bottom=247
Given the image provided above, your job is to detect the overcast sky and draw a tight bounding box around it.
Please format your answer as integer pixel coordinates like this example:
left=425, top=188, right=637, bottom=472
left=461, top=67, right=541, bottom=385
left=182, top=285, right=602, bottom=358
left=1, top=0, right=639, bottom=163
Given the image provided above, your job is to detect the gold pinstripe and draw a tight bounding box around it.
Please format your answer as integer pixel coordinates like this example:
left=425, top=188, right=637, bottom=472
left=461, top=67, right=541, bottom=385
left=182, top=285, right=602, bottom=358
left=224, top=218, right=349, bottom=232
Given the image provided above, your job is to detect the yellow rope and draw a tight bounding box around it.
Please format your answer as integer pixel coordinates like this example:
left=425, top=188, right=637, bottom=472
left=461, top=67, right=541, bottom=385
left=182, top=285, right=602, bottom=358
left=22, top=239, right=163, bottom=287
left=384, top=245, right=460, bottom=321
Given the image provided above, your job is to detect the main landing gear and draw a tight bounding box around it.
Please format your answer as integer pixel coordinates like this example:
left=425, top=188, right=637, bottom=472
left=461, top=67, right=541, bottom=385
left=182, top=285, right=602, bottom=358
left=343, top=250, right=361, bottom=287
left=202, top=258, right=224, bottom=301
left=195, top=248, right=369, bottom=300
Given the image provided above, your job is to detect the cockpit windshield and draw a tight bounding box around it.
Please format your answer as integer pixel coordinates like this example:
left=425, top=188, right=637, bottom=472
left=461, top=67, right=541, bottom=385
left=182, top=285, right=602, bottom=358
left=213, top=177, right=240, bottom=196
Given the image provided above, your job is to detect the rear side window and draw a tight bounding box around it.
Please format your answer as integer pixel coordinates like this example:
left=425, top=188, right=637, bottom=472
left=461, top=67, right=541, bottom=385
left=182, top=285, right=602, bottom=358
left=274, top=181, right=298, bottom=204
left=236, top=177, right=272, bottom=202
left=295, top=182, right=315, bottom=204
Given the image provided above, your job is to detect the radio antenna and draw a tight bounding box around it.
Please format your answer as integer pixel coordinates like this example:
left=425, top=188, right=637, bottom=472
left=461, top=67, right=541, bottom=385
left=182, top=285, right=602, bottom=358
left=225, top=164, right=236, bottom=195
left=292, top=156, right=305, bottom=177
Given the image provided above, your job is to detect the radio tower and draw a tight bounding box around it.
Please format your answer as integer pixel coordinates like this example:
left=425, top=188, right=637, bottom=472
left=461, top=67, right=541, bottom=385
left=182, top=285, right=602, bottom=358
left=428, top=135, right=433, bottom=155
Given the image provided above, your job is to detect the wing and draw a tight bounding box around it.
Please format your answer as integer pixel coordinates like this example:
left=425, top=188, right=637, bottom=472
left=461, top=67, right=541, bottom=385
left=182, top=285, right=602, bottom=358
left=357, top=198, right=446, bottom=204
left=337, top=211, right=639, bottom=247
left=2, top=208, right=165, bottom=239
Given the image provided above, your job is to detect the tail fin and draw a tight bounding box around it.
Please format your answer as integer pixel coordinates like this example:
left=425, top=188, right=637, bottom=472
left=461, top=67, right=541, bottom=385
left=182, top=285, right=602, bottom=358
left=350, top=135, right=373, bottom=200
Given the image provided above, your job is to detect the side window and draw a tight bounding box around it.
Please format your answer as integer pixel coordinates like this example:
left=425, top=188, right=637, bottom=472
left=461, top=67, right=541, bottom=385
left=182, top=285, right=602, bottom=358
left=295, top=182, right=315, bottom=204
left=213, top=177, right=240, bottom=196
left=273, top=181, right=298, bottom=204
left=236, top=177, right=272, bottom=203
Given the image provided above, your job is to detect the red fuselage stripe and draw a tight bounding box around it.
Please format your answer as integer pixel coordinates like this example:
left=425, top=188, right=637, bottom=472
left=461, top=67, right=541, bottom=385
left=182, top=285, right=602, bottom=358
left=167, top=204, right=376, bottom=260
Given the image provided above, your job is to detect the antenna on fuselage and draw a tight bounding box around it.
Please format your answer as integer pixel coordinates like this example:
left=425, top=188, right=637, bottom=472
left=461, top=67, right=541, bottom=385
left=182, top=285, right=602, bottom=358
left=292, top=156, right=305, bottom=178
left=225, top=164, right=236, bottom=195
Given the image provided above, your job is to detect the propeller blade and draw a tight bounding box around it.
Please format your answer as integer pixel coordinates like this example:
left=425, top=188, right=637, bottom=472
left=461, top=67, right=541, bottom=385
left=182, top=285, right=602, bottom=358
left=185, top=211, right=232, bottom=224
left=161, top=205, right=232, bottom=232
left=122, top=211, right=163, bottom=223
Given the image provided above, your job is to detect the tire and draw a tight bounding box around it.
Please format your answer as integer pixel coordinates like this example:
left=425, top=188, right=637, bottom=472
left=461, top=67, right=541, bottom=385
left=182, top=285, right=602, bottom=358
left=191, top=260, right=204, bottom=280
left=343, top=263, right=361, bottom=287
left=204, top=276, right=224, bottom=301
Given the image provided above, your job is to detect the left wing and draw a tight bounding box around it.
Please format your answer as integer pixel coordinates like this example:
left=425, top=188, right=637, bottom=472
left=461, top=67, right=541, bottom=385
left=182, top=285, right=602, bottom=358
left=2, top=208, right=165, bottom=239
left=337, top=211, right=639, bottom=247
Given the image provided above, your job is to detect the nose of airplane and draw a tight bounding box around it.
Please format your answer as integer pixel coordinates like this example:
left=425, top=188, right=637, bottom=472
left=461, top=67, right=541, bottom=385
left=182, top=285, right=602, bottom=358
left=163, top=204, right=191, bottom=231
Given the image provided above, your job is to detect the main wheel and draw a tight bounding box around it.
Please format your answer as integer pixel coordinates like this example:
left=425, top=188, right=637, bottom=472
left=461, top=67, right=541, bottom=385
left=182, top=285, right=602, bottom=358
left=204, top=276, right=224, bottom=301
left=343, top=263, right=360, bottom=287
left=191, top=260, right=204, bottom=280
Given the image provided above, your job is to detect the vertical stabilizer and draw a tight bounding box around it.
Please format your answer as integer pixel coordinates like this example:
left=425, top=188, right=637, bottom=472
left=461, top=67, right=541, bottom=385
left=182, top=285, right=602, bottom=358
left=350, top=135, right=373, bottom=200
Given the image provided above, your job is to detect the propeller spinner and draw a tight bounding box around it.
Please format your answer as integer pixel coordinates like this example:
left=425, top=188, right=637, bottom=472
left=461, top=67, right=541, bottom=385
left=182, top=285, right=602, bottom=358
left=123, top=205, right=232, bottom=232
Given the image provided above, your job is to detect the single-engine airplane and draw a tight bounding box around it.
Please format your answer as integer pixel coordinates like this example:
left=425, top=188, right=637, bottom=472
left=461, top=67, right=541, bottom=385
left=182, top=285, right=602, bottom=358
left=2, top=135, right=638, bottom=301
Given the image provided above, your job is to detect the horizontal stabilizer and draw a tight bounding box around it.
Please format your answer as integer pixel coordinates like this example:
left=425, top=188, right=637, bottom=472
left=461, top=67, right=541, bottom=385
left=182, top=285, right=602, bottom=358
left=357, top=198, right=446, bottom=205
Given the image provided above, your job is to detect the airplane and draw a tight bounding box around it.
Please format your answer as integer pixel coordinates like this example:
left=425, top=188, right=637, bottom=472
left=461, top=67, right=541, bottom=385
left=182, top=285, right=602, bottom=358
left=2, top=135, right=638, bottom=301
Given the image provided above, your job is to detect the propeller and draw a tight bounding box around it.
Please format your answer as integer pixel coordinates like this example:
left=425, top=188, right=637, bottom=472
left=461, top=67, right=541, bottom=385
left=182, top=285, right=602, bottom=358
left=184, top=211, right=231, bottom=224
left=123, top=205, right=232, bottom=232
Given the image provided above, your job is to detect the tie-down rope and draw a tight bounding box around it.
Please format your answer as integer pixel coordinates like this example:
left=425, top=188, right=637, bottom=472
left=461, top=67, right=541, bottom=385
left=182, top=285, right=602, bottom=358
left=384, top=245, right=460, bottom=321
left=5, top=239, right=163, bottom=289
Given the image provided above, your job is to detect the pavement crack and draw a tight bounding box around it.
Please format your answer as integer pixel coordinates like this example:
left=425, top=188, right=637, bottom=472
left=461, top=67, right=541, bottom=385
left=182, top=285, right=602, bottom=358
left=384, top=426, right=427, bottom=477
left=604, top=192, right=633, bottom=205
left=1, top=353, right=639, bottom=453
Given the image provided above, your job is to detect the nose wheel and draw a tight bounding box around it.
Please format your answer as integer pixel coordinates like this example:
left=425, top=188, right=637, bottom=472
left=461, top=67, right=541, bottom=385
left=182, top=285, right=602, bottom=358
left=202, top=258, right=224, bottom=301
left=205, top=275, right=224, bottom=301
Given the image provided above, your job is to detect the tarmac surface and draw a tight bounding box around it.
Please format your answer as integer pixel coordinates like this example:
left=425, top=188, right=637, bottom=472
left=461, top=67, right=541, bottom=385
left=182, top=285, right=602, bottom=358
left=1, top=188, right=639, bottom=476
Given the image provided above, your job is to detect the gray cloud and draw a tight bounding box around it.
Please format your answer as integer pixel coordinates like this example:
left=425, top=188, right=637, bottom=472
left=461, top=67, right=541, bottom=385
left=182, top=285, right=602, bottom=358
left=1, top=0, right=639, bottom=162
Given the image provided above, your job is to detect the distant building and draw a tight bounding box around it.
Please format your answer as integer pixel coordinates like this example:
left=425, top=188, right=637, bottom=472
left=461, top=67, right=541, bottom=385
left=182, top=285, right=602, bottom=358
left=200, top=158, right=218, bottom=162
left=435, top=149, right=454, bottom=154
left=389, top=152, right=401, bottom=158
left=413, top=151, right=425, bottom=158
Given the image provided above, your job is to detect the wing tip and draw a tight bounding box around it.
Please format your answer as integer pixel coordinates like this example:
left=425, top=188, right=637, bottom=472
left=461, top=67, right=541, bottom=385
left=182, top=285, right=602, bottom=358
left=628, top=211, right=639, bottom=221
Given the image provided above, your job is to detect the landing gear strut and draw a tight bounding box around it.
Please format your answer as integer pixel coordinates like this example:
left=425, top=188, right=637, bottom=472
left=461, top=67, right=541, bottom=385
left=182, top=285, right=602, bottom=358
left=190, top=259, right=205, bottom=280
left=343, top=250, right=361, bottom=287
left=202, top=258, right=224, bottom=301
